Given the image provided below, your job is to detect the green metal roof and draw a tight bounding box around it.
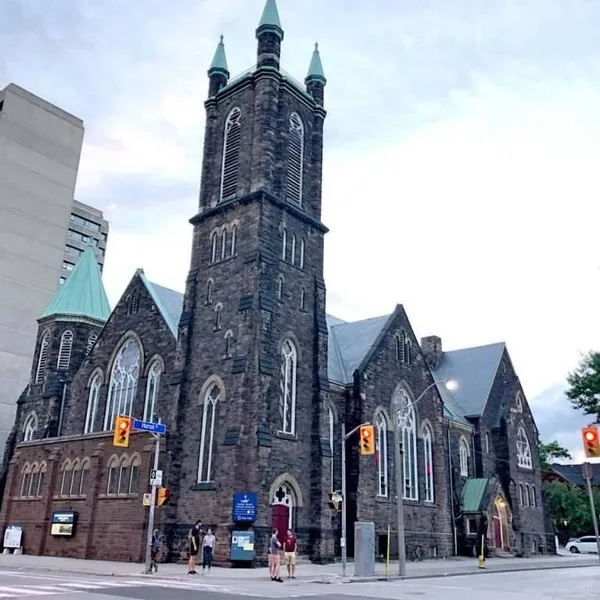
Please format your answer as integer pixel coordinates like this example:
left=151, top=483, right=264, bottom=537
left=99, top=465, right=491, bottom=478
left=257, top=0, right=283, bottom=39
left=209, top=35, right=229, bottom=75
left=39, top=243, right=110, bottom=323
left=461, top=478, right=490, bottom=513
left=306, top=43, right=326, bottom=83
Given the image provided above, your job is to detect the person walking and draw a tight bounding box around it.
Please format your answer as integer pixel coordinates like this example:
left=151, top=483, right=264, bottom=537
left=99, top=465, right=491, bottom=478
left=202, top=528, right=215, bottom=573
left=268, top=528, right=283, bottom=582
left=283, top=529, right=297, bottom=579
left=188, top=520, right=203, bottom=575
left=150, top=529, right=161, bottom=574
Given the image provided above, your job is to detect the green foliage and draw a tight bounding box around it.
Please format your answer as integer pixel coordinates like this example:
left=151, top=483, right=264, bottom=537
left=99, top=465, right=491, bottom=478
left=566, top=351, right=600, bottom=419
left=545, top=480, right=600, bottom=536
left=539, top=441, right=572, bottom=470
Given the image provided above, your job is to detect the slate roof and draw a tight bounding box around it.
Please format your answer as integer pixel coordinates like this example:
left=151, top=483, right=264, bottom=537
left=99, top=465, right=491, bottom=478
left=138, top=272, right=184, bottom=338
left=431, top=342, right=506, bottom=418
left=461, top=478, right=490, bottom=513
left=326, top=313, right=391, bottom=385
left=549, top=463, right=597, bottom=487
left=39, top=243, right=111, bottom=324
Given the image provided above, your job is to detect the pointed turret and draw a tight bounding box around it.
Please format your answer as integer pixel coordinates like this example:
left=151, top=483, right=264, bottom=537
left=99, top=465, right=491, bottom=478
left=208, top=35, right=230, bottom=97
left=305, top=43, right=327, bottom=105
left=256, top=0, right=284, bottom=69
left=39, top=242, right=110, bottom=325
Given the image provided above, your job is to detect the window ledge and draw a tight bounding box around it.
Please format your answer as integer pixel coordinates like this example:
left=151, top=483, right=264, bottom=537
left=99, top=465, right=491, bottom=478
left=375, top=495, right=390, bottom=503
left=276, top=431, right=298, bottom=442
left=192, top=482, right=216, bottom=491
left=98, top=493, right=139, bottom=499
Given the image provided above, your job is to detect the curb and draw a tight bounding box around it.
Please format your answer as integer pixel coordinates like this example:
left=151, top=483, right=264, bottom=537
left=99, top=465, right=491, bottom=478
left=312, top=561, right=599, bottom=584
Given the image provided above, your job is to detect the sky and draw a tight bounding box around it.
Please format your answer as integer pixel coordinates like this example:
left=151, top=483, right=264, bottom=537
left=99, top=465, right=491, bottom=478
left=2, top=0, right=600, bottom=459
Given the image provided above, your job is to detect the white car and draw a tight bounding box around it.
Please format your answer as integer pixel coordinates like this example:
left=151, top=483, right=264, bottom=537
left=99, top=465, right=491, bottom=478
left=566, top=536, right=600, bottom=553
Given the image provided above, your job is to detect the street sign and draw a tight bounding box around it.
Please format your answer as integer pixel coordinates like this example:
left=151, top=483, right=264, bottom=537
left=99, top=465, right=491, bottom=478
left=583, top=462, right=594, bottom=481
left=232, top=492, right=258, bottom=523
left=143, top=493, right=152, bottom=506
left=150, top=469, right=163, bottom=486
left=132, top=419, right=166, bottom=435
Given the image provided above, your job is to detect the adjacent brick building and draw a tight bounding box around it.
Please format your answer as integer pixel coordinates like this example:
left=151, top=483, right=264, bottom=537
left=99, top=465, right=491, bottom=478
left=0, top=0, right=551, bottom=565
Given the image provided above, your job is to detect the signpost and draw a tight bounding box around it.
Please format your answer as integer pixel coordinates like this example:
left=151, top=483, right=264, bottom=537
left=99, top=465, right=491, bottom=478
left=131, top=418, right=167, bottom=575
left=232, top=492, right=258, bottom=523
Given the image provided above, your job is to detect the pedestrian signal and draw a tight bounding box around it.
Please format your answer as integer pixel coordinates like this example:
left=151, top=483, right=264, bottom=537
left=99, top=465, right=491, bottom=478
left=582, top=426, right=600, bottom=458
left=359, top=425, right=375, bottom=455
left=157, top=487, right=169, bottom=506
left=113, top=415, right=132, bottom=448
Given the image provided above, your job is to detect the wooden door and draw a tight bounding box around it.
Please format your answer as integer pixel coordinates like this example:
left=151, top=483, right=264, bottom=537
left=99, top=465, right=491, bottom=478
left=271, top=505, right=289, bottom=546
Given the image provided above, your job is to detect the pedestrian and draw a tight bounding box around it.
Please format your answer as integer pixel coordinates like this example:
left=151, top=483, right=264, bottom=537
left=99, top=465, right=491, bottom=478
left=202, top=528, right=215, bottom=573
left=268, top=528, right=283, bottom=582
left=150, top=529, right=161, bottom=574
left=188, top=519, right=203, bottom=574
left=283, top=529, right=297, bottom=579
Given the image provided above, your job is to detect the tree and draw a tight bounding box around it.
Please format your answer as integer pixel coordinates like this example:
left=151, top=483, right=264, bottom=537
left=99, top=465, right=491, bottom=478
left=545, top=480, right=600, bottom=537
left=539, top=440, right=572, bottom=470
left=566, top=351, right=600, bottom=420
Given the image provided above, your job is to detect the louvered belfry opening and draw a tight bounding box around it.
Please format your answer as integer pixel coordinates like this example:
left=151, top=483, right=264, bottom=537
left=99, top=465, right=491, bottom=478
left=286, top=112, right=304, bottom=204
left=220, top=107, right=242, bottom=201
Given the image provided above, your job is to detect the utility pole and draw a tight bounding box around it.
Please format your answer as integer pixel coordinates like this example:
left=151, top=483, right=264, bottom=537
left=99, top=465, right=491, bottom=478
left=144, top=434, right=160, bottom=574
left=393, top=415, right=406, bottom=576
left=582, top=462, right=600, bottom=563
left=341, top=421, right=371, bottom=578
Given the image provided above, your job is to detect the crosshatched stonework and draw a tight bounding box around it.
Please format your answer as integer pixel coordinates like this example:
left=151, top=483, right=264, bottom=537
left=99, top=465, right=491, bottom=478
left=0, top=0, right=551, bottom=567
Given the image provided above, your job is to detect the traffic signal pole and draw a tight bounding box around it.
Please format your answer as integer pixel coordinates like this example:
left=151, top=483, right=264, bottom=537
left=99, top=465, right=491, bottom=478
left=341, top=421, right=371, bottom=578
left=583, top=467, right=600, bottom=563
left=143, top=434, right=160, bottom=574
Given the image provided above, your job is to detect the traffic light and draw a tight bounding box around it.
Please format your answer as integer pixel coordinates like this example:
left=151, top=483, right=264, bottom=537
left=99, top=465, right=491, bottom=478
left=157, top=487, right=169, bottom=506
left=359, top=424, right=375, bottom=455
left=113, top=415, right=132, bottom=448
left=582, top=426, right=600, bottom=458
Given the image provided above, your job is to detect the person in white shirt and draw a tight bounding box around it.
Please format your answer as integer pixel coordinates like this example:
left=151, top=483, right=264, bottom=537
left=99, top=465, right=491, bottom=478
left=202, top=528, right=216, bottom=573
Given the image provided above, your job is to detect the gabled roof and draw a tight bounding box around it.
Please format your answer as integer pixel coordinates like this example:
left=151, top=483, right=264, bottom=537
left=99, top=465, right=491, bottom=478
left=39, top=243, right=110, bottom=324
left=432, top=342, right=505, bottom=418
left=549, top=463, right=597, bottom=487
left=137, top=271, right=184, bottom=338
left=461, top=478, right=490, bottom=513
left=326, top=314, right=391, bottom=385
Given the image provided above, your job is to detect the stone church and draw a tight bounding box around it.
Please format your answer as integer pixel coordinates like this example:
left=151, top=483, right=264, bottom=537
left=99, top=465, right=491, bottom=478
left=0, top=0, right=551, bottom=564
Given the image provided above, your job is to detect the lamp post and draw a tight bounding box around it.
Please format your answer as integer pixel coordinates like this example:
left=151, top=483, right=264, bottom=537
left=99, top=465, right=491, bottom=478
left=393, top=378, right=457, bottom=576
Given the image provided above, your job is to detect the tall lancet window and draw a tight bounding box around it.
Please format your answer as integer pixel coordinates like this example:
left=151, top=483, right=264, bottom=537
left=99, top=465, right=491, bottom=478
left=286, top=113, right=304, bottom=205
left=57, top=330, right=73, bottom=370
left=35, top=332, right=50, bottom=384
left=279, top=339, right=298, bottom=434
left=220, top=107, right=242, bottom=201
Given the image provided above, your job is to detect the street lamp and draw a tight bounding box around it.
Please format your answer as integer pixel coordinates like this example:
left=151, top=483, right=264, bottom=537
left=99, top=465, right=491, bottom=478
left=393, top=378, right=457, bottom=576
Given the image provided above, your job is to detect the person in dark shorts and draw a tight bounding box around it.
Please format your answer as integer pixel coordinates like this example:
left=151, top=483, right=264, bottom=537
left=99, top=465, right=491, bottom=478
left=188, top=520, right=203, bottom=574
left=150, top=529, right=160, bottom=574
left=268, top=528, right=283, bottom=582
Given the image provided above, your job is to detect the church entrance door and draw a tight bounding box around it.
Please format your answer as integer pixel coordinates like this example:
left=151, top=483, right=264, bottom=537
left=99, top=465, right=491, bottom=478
left=271, top=484, right=295, bottom=546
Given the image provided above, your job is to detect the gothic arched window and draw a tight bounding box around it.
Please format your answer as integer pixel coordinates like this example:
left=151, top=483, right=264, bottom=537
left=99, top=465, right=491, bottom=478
left=279, top=340, right=298, bottom=435
left=220, top=227, right=227, bottom=260
left=35, top=331, right=50, bottom=384
left=397, top=331, right=407, bottom=363
left=515, top=392, right=524, bottom=412
left=144, top=360, right=162, bottom=422
left=328, top=406, right=335, bottom=489
left=423, top=424, right=434, bottom=503
left=516, top=424, right=533, bottom=469
left=220, top=107, right=242, bottom=201
left=376, top=413, right=388, bottom=497
left=57, top=330, right=73, bottom=370
left=459, top=438, right=469, bottom=477
left=224, top=330, right=234, bottom=358
left=299, top=239, right=305, bottom=269
left=86, top=333, right=98, bottom=355
left=23, top=413, right=37, bottom=442
left=231, top=224, right=237, bottom=256
left=290, top=234, right=297, bottom=265
left=214, top=304, right=223, bottom=330
left=286, top=113, right=304, bottom=205
left=211, top=231, right=218, bottom=263
left=206, top=279, right=213, bottom=304
left=84, top=373, right=102, bottom=434
left=103, top=338, right=141, bottom=430
left=282, top=228, right=288, bottom=261
left=394, top=388, right=418, bottom=500
left=198, top=383, right=221, bottom=483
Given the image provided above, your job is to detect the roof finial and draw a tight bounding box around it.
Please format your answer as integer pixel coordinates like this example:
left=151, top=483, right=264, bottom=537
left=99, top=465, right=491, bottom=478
left=208, top=35, right=229, bottom=77
left=306, top=41, right=326, bottom=85
left=256, top=0, right=284, bottom=40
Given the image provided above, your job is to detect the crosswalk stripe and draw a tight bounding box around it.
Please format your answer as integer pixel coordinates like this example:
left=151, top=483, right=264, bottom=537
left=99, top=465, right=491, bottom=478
left=29, top=587, right=70, bottom=592
left=0, top=587, right=56, bottom=596
left=59, top=583, right=112, bottom=589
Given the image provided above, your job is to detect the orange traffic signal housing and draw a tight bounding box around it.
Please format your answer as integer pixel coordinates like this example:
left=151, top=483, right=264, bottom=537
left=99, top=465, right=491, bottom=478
left=359, top=425, right=375, bottom=455
left=113, top=416, right=132, bottom=448
left=582, top=426, right=600, bottom=458
left=157, top=487, right=169, bottom=506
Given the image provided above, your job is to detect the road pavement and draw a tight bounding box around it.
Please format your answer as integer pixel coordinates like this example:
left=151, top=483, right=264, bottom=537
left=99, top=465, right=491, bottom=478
left=0, top=563, right=598, bottom=599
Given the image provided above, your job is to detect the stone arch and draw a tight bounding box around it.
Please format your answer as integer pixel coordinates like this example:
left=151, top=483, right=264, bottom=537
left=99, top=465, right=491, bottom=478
left=144, top=353, right=165, bottom=377
left=420, top=418, right=435, bottom=440
left=374, top=406, right=393, bottom=431
left=268, top=473, right=304, bottom=508
left=198, top=375, right=226, bottom=405
left=391, top=381, right=421, bottom=421
left=277, top=332, right=303, bottom=363
left=106, top=330, right=145, bottom=379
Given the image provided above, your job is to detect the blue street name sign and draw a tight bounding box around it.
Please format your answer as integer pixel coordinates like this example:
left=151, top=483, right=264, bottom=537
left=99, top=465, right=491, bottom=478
left=132, top=419, right=166, bottom=435
left=232, top=492, right=257, bottom=523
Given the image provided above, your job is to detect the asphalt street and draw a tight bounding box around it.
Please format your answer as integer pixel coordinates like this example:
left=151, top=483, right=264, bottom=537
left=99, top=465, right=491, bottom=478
left=0, top=564, right=598, bottom=599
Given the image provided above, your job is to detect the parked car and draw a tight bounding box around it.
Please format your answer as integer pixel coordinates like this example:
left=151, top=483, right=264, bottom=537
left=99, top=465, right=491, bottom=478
left=565, top=536, right=600, bottom=553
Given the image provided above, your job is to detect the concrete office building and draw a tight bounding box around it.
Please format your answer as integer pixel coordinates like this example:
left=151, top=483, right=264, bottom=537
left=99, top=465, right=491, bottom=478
left=0, top=83, right=84, bottom=464
left=62, top=200, right=109, bottom=285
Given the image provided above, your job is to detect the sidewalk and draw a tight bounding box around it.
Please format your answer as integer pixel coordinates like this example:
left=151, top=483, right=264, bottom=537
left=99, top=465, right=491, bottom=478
left=0, top=552, right=597, bottom=584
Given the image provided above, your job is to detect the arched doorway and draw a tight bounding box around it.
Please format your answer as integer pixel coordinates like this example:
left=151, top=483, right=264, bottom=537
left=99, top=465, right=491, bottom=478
left=271, top=484, right=295, bottom=545
left=490, top=497, right=511, bottom=551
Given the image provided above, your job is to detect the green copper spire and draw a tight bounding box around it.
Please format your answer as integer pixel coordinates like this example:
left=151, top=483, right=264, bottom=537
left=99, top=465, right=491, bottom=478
left=256, top=0, right=284, bottom=40
left=306, top=42, right=326, bottom=84
left=208, top=35, right=229, bottom=76
left=39, top=242, right=110, bottom=324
